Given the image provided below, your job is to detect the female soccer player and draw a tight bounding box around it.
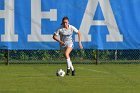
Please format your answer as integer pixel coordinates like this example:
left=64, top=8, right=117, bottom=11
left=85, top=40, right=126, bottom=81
left=53, top=16, right=83, bottom=76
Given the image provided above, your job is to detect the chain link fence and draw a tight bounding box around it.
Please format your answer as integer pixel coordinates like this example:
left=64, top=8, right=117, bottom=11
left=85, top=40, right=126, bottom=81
left=6, top=49, right=96, bottom=64
left=97, top=50, right=140, bottom=64
left=0, top=49, right=140, bottom=65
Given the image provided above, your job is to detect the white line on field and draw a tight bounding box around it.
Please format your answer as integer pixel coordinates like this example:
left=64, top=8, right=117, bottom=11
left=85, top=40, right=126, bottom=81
left=77, top=67, right=110, bottom=74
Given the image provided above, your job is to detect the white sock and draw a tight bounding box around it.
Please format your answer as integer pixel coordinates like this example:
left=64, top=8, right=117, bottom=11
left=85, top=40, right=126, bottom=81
left=69, top=60, right=74, bottom=71
left=66, top=58, right=71, bottom=69
left=66, top=58, right=74, bottom=71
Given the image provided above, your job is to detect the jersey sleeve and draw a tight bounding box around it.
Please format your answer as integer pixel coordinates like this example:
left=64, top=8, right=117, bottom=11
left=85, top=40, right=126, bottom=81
left=54, top=28, right=60, bottom=36
left=70, top=25, right=79, bottom=33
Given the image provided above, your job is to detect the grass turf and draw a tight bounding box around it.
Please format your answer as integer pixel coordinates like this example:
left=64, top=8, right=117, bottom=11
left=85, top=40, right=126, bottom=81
left=0, top=64, right=140, bottom=93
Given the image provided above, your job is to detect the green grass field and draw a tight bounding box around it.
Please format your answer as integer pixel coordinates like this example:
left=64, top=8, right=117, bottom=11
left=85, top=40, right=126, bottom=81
left=0, top=64, right=140, bottom=93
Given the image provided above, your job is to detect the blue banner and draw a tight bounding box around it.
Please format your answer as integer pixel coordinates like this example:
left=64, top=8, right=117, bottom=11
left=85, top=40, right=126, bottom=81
left=0, top=0, right=140, bottom=50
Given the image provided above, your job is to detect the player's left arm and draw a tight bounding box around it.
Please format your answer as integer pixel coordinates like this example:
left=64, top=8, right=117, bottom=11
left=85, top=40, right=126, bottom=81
left=71, top=25, right=83, bottom=49
left=77, top=31, right=83, bottom=49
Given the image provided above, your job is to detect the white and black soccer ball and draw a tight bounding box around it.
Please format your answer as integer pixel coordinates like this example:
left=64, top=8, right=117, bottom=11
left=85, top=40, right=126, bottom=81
left=56, top=69, right=65, bottom=77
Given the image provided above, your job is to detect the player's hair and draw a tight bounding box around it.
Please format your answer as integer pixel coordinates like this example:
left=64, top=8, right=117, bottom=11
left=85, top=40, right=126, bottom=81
left=61, top=16, right=69, bottom=25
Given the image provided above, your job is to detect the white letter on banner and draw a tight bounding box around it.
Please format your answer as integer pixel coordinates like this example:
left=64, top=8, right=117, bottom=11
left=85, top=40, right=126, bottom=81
left=0, top=0, right=18, bottom=42
left=76, top=0, right=123, bottom=42
left=28, top=0, right=57, bottom=42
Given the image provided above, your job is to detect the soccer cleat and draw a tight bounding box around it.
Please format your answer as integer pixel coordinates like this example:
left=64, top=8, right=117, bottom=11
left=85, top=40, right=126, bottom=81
left=72, top=70, right=75, bottom=76
left=66, top=69, right=70, bottom=75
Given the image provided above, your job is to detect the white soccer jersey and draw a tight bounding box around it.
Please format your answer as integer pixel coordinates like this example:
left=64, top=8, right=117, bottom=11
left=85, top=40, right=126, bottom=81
left=54, top=24, right=79, bottom=47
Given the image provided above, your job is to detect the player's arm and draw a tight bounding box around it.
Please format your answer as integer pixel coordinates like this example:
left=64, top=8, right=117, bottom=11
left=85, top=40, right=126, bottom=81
left=77, top=31, right=83, bottom=49
left=53, top=33, right=64, bottom=46
left=71, top=25, right=83, bottom=49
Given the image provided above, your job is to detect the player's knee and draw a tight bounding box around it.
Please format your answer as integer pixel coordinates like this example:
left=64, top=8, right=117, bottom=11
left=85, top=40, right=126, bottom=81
left=64, top=53, right=69, bottom=58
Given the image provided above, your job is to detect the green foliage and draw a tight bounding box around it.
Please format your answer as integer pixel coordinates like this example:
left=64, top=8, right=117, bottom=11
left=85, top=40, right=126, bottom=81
left=0, top=50, right=140, bottom=63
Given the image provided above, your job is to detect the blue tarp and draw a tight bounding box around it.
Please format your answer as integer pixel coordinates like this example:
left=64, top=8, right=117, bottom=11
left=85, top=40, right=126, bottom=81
left=0, top=0, right=140, bottom=50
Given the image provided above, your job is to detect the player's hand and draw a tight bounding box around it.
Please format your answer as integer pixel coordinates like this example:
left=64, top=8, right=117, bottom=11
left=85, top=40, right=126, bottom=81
left=60, top=41, right=65, bottom=46
left=79, top=42, right=83, bottom=49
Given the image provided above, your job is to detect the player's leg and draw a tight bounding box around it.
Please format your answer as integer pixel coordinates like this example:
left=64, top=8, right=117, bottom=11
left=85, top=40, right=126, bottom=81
left=64, top=47, right=75, bottom=76
left=64, top=47, right=72, bottom=75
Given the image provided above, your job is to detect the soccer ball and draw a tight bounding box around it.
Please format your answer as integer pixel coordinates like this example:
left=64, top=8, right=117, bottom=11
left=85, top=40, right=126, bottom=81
left=56, top=69, right=65, bottom=77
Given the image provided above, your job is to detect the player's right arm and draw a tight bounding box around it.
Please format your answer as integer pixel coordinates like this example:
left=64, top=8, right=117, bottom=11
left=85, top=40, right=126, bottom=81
left=53, top=33, right=64, bottom=46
